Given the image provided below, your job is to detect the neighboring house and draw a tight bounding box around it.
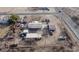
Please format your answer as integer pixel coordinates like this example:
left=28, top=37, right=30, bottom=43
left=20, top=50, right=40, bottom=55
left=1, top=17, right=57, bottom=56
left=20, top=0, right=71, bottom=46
left=0, top=16, right=9, bottom=25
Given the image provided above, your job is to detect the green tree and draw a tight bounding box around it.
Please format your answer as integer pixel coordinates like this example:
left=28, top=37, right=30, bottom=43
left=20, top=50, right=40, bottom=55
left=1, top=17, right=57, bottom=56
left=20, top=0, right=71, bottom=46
left=8, top=14, right=20, bottom=25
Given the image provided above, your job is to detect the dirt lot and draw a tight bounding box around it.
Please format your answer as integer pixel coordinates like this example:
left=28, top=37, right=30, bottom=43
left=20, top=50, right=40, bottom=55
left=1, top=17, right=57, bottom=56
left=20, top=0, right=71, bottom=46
left=0, top=14, right=75, bottom=52
left=0, top=14, right=62, bottom=52
left=0, top=8, right=76, bottom=52
left=0, top=26, right=9, bottom=38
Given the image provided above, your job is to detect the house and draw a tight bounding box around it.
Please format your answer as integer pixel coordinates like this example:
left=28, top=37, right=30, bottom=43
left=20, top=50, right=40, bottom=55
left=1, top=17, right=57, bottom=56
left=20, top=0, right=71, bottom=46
left=0, top=19, right=8, bottom=24
left=0, top=16, right=9, bottom=24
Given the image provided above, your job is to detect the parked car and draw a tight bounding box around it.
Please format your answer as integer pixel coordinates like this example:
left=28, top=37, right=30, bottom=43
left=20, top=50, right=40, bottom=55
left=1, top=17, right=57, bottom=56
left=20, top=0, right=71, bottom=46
left=58, top=32, right=67, bottom=41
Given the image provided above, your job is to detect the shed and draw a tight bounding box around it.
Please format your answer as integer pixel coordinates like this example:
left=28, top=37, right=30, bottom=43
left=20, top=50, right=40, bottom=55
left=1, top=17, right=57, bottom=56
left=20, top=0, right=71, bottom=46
left=48, top=24, right=56, bottom=32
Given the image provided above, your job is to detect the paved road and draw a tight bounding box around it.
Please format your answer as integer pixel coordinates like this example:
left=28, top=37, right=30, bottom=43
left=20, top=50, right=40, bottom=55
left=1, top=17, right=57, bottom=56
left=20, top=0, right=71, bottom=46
left=0, top=12, right=56, bottom=15
left=55, top=8, right=79, bottom=40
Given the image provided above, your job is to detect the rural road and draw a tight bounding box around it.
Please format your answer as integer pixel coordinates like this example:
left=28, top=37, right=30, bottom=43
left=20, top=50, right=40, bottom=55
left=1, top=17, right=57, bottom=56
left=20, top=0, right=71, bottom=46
left=55, top=8, right=79, bottom=41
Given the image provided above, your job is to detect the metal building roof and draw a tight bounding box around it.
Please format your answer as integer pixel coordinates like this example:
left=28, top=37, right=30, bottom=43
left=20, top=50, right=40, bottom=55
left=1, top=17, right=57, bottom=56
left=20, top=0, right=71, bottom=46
left=26, top=33, right=42, bottom=39
left=28, top=21, right=42, bottom=29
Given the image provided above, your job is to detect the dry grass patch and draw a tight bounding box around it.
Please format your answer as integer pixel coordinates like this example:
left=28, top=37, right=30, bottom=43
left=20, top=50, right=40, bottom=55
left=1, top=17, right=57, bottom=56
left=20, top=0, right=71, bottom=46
left=0, top=26, right=9, bottom=38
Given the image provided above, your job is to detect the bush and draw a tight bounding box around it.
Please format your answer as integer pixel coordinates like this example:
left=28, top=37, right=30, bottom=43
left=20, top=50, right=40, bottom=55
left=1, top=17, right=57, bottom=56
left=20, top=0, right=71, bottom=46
left=8, top=19, right=15, bottom=25
left=8, top=14, right=20, bottom=25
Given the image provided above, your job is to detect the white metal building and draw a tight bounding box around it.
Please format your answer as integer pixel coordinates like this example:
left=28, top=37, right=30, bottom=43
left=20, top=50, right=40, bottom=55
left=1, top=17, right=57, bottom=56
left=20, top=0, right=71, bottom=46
left=28, top=21, right=42, bottom=29
left=28, top=21, right=47, bottom=29
left=25, top=33, right=42, bottom=39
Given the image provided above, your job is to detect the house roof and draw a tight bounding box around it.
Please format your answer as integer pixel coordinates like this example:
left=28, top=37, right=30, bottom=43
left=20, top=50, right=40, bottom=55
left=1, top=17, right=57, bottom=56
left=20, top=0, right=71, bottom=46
left=0, top=16, right=9, bottom=24
left=0, top=19, right=8, bottom=24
